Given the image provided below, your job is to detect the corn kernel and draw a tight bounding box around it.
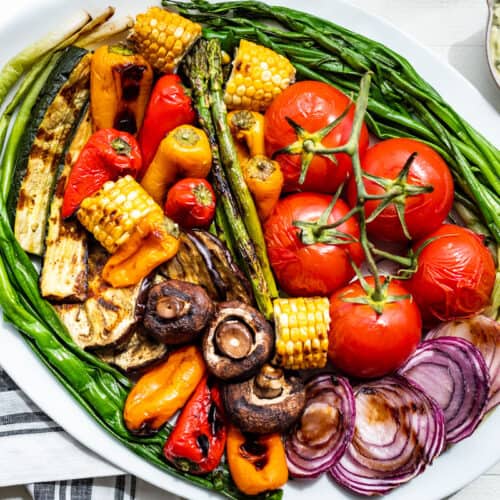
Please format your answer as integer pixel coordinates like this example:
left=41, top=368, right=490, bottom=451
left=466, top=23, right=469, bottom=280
left=77, top=175, right=163, bottom=254
left=130, top=7, right=201, bottom=74
left=224, top=39, right=296, bottom=112
left=272, top=297, right=330, bottom=370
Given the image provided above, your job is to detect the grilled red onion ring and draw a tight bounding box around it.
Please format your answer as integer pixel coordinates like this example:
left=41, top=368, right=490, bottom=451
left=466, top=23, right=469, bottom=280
left=427, top=316, right=500, bottom=412
left=330, top=376, right=445, bottom=496
left=285, top=374, right=355, bottom=478
left=399, top=337, right=490, bottom=444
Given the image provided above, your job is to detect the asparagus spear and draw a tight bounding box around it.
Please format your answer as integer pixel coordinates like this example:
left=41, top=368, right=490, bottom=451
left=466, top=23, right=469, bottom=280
left=182, top=40, right=274, bottom=318
left=205, top=39, right=278, bottom=301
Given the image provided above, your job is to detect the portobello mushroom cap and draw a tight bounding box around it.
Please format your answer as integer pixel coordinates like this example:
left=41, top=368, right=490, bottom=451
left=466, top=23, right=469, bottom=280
left=222, top=364, right=306, bottom=434
left=144, top=279, right=214, bottom=344
left=202, top=301, right=273, bottom=381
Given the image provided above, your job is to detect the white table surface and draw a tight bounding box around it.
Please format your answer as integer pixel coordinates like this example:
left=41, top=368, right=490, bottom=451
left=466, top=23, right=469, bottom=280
left=0, top=0, right=499, bottom=499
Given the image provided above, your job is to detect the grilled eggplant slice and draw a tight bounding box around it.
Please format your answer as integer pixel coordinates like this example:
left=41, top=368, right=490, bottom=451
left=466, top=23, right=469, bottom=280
left=53, top=303, right=92, bottom=350
left=161, top=232, right=218, bottom=298
left=12, top=47, right=91, bottom=255
left=54, top=244, right=149, bottom=350
left=40, top=110, right=92, bottom=302
left=55, top=305, right=165, bottom=372
left=97, top=327, right=169, bottom=373
left=193, top=230, right=253, bottom=303
left=83, top=244, right=149, bottom=349
left=161, top=230, right=253, bottom=304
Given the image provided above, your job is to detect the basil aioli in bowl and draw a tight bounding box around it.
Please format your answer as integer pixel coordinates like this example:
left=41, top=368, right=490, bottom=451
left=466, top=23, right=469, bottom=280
left=487, top=0, right=500, bottom=87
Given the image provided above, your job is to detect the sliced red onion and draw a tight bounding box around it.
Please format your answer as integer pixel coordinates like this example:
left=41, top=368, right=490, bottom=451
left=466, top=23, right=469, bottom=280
left=285, top=374, right=355, bottom=478
left=330, top=376, right=445, bottom=496
left=427, top=316, right=500, bottom=412
left=398, top=337, right=489, bottom=444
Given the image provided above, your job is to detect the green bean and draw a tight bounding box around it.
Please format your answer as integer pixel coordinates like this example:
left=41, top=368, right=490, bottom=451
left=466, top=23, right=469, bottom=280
left=0, top=200, right=132, bottom=387
left=171, top=0, right=499, bottom=244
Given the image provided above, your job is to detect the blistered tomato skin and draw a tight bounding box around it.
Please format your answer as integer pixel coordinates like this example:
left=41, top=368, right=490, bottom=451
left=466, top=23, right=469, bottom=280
left=347, top=138, right=454, bottom=242
left=328, top=278, right=422, bottom=379
left=164, top=178, right=216, bottom=229
left=406, top=224, right=496, bottom=325
left=264, top=81, right=369, bottom=194
left=264, top=193, right=364, bottom=297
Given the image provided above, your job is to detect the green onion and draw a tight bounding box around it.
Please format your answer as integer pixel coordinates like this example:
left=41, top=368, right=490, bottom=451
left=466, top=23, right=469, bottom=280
left=0, top=10, right=91, bottom=106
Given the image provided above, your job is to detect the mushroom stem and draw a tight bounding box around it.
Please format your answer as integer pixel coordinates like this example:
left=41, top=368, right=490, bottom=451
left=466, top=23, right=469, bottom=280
left=215, top=319, right=253, bottom=360
left=155, top=296, right=191, bottom=319
left=254, top=364, right=285, bottom=399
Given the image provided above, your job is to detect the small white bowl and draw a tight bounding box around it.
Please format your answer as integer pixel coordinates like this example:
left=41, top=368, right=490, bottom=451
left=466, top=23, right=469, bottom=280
left=486, top=0, right=500, bottom=88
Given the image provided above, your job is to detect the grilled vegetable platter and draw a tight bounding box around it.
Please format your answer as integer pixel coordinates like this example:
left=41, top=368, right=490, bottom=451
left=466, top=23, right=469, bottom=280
left=0, top=0, right=499, bottom=498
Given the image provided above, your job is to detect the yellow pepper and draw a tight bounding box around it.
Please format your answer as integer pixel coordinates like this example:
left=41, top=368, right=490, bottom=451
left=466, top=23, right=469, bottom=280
left=227, top=110, right=283, bottom=221
left=228, top=110, right=266, bottom=157
left=123, top=345, right=206, bottom=434
left=102, top=214, right=180, bottom=288
left=243, top=155, right=284, bottom=221
left=90, top=44, right=153, bottom=134
left=141, top=124, right=212, bottom=205
left=226, top=425, right=288, bottom=495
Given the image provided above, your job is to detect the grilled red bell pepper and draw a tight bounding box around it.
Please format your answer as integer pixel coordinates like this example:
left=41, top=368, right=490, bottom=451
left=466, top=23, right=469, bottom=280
left=163, top=375, right=227, bottom=474
left=62, top=128, right=142, bottom=218
left=137, top=74, right=196, bottom=177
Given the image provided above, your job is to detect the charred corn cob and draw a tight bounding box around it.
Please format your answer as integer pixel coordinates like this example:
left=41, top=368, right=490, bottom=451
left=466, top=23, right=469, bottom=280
left=129, top=7, right=201, bottom=74
left=273, top=297, right=330, bottom=370
left=224, top=39, right=296, bottom=112
left=77, top=175, right=162, bottom=254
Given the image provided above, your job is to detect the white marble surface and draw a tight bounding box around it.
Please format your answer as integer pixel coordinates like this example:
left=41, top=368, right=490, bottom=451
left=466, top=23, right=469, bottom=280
left=0, top=0, right=499, bottom=499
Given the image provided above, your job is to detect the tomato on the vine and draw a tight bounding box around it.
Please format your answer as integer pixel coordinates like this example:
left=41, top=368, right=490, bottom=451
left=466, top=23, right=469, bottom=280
left=264, top=192, right=364, bottom=297
left=328, top=277, right=422, bottom=379
left=164, top=178, right=216, bottom=229
left=264, top=81, right=369, bottom=194
left=347, top=138, right=454, bottom=242
left=405, top=224, right=496, bottom=324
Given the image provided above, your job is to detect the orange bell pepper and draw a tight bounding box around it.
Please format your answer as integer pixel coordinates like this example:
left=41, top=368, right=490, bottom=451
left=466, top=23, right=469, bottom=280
left=102, top=214, right=180, bottom=288
left=91, top=44, right=153, bottom=134
left=123, top=345, right=206, bottom=434
left=226, top=425, right=288, bottom=495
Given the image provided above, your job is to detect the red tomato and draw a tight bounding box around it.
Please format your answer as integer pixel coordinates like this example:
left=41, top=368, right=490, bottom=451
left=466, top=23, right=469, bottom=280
left=406, top=224, right=496, bottom=324
left=347, top=138, right=454, bottom=242
left=265, top=81, right=369, bottom=194
left=328, top=278, right=422, bottom=378
left=264, top=193, right=364, bottom=297
left=165, top=178, right=215, bottom=229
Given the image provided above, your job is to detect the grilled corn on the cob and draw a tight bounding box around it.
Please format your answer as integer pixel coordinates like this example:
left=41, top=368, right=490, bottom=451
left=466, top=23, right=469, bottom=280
left=129, top=7, right=201, bottom=74
left=77, top=175, right=162, bottom=254
left=224, top=39, right=296, bottom=112
left=273, top=297, right=330, bottom=370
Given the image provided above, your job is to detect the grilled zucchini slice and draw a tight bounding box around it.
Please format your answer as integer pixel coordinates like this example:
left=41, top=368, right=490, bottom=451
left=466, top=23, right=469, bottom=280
left=11, top=46, right=90, bottom=255
left=40, top=110, right=92, bottom=302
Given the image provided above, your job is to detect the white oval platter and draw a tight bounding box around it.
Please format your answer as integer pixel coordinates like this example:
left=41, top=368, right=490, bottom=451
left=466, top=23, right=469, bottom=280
left=0, top=1, right=498, bottom=499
